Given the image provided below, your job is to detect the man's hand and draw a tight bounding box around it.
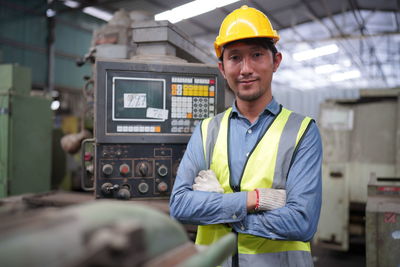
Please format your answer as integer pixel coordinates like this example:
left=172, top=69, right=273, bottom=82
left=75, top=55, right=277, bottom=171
left=247, top=188, right=287, bottom=212
left=256, top=188, right=286, bottom=211
left=193, top=170, right=224, bottom=193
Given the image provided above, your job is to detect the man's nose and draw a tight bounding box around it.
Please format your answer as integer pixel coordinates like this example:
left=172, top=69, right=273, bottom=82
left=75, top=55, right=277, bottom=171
left=240, top=57, right=253, bottom=75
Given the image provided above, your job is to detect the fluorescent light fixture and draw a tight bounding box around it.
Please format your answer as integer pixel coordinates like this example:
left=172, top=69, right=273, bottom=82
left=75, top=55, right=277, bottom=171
left=155, top=0, right=240, bottom=23
left=63, top=0, right=80, bottom=8
left=314, top=64, right=340, bottom=74
left=330, top=70, right=361, bottom=82
left=83, top=7, right=113, bottom=21
left=341, top=59, right=352, bottom=67
left=293, top=44, right=339, bottom=61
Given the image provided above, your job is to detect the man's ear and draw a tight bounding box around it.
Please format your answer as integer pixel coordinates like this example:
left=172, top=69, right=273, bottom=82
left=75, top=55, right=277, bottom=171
left=273, top=52, right=282, bottom=72
left=218, top=61, right=226, bottom=79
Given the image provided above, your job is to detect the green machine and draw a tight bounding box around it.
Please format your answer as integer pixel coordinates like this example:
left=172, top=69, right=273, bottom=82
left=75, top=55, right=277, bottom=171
left=0, top=64, right=52, bottom=197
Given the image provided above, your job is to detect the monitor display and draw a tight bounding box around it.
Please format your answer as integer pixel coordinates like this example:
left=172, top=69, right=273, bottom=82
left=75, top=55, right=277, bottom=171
left=112, top=77, right=166, bottom=122
left=96, top=60, right=224, bottom=143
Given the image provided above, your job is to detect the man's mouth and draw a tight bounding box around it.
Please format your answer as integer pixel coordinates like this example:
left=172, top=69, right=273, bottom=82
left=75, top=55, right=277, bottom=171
left=238, top=78, right=258, bottom=84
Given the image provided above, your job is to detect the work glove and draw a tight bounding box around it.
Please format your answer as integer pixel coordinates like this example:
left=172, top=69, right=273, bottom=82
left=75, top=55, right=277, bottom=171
left=256, top=188, right=286, bottom=211
left=193, top=170, right=224, bottom=193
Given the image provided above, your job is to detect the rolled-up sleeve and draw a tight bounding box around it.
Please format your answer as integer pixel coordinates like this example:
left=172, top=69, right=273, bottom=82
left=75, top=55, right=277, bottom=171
left=232, top=122, right=322, bottom=241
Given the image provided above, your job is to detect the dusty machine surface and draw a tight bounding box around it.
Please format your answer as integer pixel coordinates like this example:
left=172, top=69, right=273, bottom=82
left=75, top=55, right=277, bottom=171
left=0, top=200, right=236, bottom=267
left=81, top=19, right=226, bottom=200
left=366, top=176, right=400, bottom=267
left=315, top=89, right=400, bottom=250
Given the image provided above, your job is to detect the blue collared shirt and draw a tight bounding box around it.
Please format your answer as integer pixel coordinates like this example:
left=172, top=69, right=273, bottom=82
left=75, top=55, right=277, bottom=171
left=169, top=98, right=322, bottom=241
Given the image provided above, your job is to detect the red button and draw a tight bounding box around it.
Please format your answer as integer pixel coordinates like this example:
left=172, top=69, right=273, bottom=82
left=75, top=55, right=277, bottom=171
left=119, top=164, right=130, bottom=175
left=209, top=79, right=215, bottom=85
left=84, top=152, right=92, bottom=161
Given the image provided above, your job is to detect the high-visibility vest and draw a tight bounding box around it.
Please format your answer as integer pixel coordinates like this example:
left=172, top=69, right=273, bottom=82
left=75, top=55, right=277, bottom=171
left=196, top=106, right=314, bottom=266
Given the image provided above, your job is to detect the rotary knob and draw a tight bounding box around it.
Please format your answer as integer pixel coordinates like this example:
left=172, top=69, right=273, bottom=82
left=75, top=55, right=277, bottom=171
left=138, top=182, right=149, bottom=194
left=101, top=183, right=118, bottom=194
left=157, top=164, right=168, bottom=177
left=138, top=162, right=149, bottom=177
left=117, top=186, right=131, bottom=200
left=102, top=164, right=113, bottom=176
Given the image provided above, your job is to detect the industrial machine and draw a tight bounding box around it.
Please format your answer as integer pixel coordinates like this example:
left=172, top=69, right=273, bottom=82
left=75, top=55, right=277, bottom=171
left=89, top=60, right=224, bottom=200
left=366, top=175, right=400, bottom=266
left=79, top=18, right=227, bottom=200
left=0, top=64, right=52, bottom=197
left=315, top=89, right=400, bottom=250
left=0, top=200, right=236, bottom=267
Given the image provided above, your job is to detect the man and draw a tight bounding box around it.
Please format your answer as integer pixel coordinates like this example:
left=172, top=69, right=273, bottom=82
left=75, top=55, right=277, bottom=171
left=170, top=5, right=322, bottom=267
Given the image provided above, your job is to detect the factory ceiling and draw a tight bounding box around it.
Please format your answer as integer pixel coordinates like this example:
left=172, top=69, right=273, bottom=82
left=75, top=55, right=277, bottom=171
left=58, top=0, right=400, bottom=91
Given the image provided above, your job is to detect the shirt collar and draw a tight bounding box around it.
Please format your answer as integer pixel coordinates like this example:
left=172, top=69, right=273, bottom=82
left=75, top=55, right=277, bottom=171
left=231, top=97, right=280, bottom=118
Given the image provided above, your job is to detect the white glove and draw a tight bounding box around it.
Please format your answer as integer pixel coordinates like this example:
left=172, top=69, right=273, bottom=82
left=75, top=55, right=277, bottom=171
left=193, top=170, right=224, bottom=193
left=256, top=188, right=286, bottom=211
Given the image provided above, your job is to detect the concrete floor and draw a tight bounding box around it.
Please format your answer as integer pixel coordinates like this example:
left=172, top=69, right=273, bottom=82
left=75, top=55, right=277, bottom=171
left=312, top=243, right=366, bottom=267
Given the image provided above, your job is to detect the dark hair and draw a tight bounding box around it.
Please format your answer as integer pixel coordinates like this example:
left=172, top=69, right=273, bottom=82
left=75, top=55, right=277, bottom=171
left=219, top=37, right=278, bottom=61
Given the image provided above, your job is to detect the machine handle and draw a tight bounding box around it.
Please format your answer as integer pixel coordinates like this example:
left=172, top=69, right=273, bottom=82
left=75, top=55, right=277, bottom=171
left=81, top=138, right=96, bottom=191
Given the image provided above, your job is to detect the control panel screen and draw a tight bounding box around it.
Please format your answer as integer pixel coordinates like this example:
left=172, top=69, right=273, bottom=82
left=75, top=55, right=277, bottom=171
left=113, top=77, right=165, bottom=122
left=96, top=60, right=224, bottom=143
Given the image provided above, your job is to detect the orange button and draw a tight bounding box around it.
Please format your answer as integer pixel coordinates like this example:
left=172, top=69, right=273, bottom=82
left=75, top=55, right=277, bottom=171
left=186, top=113, right=193, bottom=118
left=155, top=126, right=161, bottom=132
left=171, top=84, right=177, bottom=90
left=209, top=91, right=215, bottom=97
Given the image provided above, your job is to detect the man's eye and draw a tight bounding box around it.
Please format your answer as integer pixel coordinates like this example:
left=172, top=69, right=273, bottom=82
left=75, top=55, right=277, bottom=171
left=229, top=55, right=240, bottom=61
left=253, top=52, right=263, bottom=58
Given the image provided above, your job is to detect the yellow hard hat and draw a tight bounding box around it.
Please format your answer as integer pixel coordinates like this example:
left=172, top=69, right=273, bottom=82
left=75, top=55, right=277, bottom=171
left=214, top=5, right=280, bottom=58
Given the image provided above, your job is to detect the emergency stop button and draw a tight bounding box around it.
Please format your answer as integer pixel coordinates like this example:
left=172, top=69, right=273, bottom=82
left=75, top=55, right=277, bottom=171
left=119, top=163, right=130, bottom=176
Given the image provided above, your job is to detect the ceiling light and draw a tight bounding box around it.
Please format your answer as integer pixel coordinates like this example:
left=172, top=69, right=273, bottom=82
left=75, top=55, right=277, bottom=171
left=83, top=7, right=113, bottom=21
left=63, top=0, right=80, bottom=8
left=314, top=64, right=340, bottom=74
left=330, top=70, right=361, bottom=82
left=293, top=44, right=339, bottom=61
left=155, top=0, right=240, bottom=23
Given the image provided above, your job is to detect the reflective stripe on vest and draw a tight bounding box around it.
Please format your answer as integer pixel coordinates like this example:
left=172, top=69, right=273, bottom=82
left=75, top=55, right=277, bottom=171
left=196, top=106, right=313, bottom=256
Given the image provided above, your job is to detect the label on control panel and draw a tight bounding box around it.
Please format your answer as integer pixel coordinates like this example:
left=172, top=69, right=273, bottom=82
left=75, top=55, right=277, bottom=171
left=147, top=107, right=169, bottom=120
left=124, top=93, right=147, bottom=108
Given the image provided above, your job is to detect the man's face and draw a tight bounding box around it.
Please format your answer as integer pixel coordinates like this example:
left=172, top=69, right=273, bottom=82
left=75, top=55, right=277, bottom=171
left=218, top=41, right=282, bottom=103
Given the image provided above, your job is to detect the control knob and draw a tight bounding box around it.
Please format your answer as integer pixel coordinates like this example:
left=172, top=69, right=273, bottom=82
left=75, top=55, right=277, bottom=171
left=117, top=185, right=131, bottom=200
left=138, top=162, right=149, bottom=177
left=102, top=164, right=113, bottom=176
left=138, top=182, right=149, bottom=194
left=157, top=182, right=168, bottom=192
left=157, top=164, right=168, bottom=177
left=101, top=183, right=119, bottom=194
left=119, top=163, right=130, bottom=176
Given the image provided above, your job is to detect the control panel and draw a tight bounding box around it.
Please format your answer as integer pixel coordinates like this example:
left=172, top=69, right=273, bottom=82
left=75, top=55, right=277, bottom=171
left=92, top=60, right=224, bottom=199
left=95, top=143, right=185, bottom=199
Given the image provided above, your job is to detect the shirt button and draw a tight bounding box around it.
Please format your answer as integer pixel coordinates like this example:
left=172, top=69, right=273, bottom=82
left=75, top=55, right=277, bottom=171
left=246, top=152, right=249, bottom=157
left=247, top=129, right=252, bottom=134
left=232, top=214, right=237, bottom=219
left=241, top=226, right=245, bottom=231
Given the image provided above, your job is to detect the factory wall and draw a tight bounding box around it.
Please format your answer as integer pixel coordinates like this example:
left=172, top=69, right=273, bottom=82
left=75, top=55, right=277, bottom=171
left=0, top=0, right=104, bottom=91
left=273, top=87, right=360, bottom=120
